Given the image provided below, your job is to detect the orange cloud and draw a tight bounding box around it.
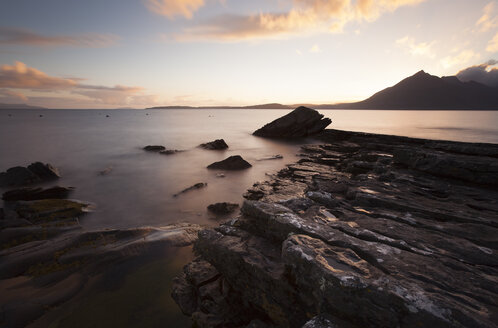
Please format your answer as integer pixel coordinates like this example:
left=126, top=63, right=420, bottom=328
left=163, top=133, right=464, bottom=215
left=175, top=0, right=428, bottom=41
left=0, top=27, right=119, bottom=47
left=0, top=61, right=156, bottom=107
left=0, top=61, right=78, bottom=89
left=487, top=32, right=498, bottom=53
left=0, top=89, right=28, bottom=103
left=144, top=0, right=205, bottom=19
left=476, top=2, right=498, bottom=32
left=396, top=36, right=435, bottom=58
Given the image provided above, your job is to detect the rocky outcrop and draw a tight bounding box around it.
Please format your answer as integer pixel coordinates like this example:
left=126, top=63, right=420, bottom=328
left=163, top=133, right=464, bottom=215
left=2, top=186, right=74, bottom=201
left=173, top=129, right=498, bottom=328
left=200, top=139, right=229, bottom=150
left=253, top=107, right=331, bottom=138
left=160, top=149, right=184, bottom=155
left=207, top=155, right=252, bottom=170
left=0, top=162, right=60, bottom=187
left=207, top=202, right=239, bottom=215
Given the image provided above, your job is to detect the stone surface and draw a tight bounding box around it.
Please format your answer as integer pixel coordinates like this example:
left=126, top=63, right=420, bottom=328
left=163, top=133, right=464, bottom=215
left=0, top=162, right=60, bottom=187
left=173, top=182, right=207, bottom=197
left=2, top=186, right=74, bottom=201
left=207, top=202, right=239, bottom=215
left=207, top=155, right=252, bottom=170
left=159, top=149, right=184, bottom=155
left=174, top=129, right=498, bottom=328
left=143, top=145, right=166, bottom=152
left=200, top=139, right=229, bottom=150
left=253, top=107, right=331, bottom=138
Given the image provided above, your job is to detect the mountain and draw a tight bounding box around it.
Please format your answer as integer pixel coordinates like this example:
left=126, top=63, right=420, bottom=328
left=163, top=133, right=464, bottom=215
left=0, top=103, right=47, bottom=110
left=147, top=103, right=292, bottom=110
left=320, top=71, right=498, bottom=110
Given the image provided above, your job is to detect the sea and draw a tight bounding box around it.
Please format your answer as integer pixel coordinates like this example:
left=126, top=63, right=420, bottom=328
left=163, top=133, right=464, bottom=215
left=0, top=108, right=497, bottom=327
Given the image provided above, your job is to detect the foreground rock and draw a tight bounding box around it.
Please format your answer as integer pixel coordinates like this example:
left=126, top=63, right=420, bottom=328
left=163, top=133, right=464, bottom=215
left=207, top=155, right=252, bottom=170
left=253, top=106, right=331, bottom=138
left=173, top=182, right=207, bottom=197
left=207, top=202, right=239, bottom=215
left=173, top=129, right=498, bottom=327
left=0, top=162, right=60, bottom=187
left=2, top=186, right=74, bottom=201
left=200, top=139, right=229, bottom=150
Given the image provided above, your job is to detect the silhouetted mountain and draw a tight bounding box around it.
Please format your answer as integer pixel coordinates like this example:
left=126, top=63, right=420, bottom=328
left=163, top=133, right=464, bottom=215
left=148, top=103, right=292, bottom=110
left=320, top=70, right=498, bottom=110
left=0, top=103, right=46, bottom=110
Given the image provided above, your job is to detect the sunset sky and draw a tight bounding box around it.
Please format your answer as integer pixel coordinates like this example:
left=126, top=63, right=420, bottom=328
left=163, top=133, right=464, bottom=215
left=0, top=0, right=497, bottom=108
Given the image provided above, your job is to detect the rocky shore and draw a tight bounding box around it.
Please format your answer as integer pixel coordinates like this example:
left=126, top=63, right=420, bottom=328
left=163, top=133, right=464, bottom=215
left=173, top=129, right=498, bottom=327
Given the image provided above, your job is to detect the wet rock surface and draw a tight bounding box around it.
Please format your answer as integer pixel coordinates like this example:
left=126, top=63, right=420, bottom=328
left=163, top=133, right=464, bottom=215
left=2, top=186, right=74, bottom=201
left=207, top=202, right=239, bottom=215
left=200, top=139, right=229, bottom=150
left=143, top=145, right=166, bottom=152
left=0, top=162, right=60, bottom=187
left=253, top=107, right=331, bottom=138
left=173, top=182, right=208, bottom=197
left=207, top=155, right=252, bottom=170
left=173, top=129, right=498, bottom=328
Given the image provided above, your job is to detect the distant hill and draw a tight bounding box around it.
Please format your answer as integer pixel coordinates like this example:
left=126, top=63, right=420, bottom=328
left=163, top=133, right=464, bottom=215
left=319, top=71, right=498, bottom=110
left=147, top=103, right=292, bottom=110
left=0, top=103, right=46, bottom=110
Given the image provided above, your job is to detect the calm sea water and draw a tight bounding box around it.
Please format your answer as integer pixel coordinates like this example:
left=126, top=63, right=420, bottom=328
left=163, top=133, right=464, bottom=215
left=1, top=109, right=497, bottom=230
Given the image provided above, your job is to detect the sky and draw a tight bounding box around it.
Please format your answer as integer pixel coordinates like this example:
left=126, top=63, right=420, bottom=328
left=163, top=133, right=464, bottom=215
left=0, top=0, right=497, bottom=109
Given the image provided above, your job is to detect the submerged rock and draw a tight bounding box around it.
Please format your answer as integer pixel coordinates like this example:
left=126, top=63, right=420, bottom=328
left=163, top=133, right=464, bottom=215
left=253, top=106, right=331, bottom=138
left=173, top=182, right=207, bottom=197
left=159, top=149, right=184, bottom=155
left=207, top=155, right=252, bottom=170
left=0, top=162, right=60, bottom=187
left=200, top=139, right=229, bottom=150
left=143, top=145, right=166, bottom=152
left=207, top=202, right=239, bottom=215
left=2, top=186, right=74, bottom=201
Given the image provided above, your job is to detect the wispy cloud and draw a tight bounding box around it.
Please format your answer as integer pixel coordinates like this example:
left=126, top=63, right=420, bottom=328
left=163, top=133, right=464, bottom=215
left=456, top=59, right=498, bottom=87
left=144, top=0, right=205, bottom=19
left=441, top=50, right=480, bottom=69
left=476, top=2, right=498, bottom=32
left=487, top=32, right=498, bottom=52
left=309, top=44, right=321, bottom=53
left=173, top=0, right=428, bottom=41
left=0, top=88, right=28, bottom=103
left=396, top=36, right=435, bottom=58
left=0, top=61, right=156, bottom=106
left=0, top=27, right=119, bottom=47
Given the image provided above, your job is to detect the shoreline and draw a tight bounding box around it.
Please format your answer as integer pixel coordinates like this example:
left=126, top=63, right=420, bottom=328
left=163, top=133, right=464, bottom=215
left=1, top=128, right=497, bottom=327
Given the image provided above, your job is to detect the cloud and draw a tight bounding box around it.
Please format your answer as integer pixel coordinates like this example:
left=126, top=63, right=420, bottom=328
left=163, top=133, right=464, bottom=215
left=0, top=89, right=28, bottom=103
left=487, top=32, right=498, bottom=52
left=0, top=27, right=119, bottom=47
left=476, top=2, right=498, bottom=32
left=309, top=44, right=321, bottom=53
left=456, top=59, right=498, bottom=87
left=0, top=61, right=78, bottom=89
left=144, top=0, right=205, bottom=19
left=175, top=0, right=428, bottom=41
left=0, top=61, right=157, bottom=107
left=396, top=36, right=435, bottom=58
left=441, top=50, right=480, bottom=69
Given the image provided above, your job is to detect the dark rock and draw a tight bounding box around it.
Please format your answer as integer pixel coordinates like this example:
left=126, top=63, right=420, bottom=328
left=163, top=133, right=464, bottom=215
left=0, top=208, right=3, bottom=220
left=200, top=139, right=229, bottom=150
left=143, top=145, right=166, bottom=152
left=207, top=202, right=239, bottom=215
left=2, top=186, right=74, bottom=201
left=0, top=162, right=60, bottom=187
left=173, top=182, right=207, bottom=197
left=207, top=155, right=252, bottom=170
left=159, top=149, right=183, bottom=155
left=253, top=106, right=331, bottom=138
left=174, top=129, right=498, bottom=328
left=257, top=155, right=283, bottom=161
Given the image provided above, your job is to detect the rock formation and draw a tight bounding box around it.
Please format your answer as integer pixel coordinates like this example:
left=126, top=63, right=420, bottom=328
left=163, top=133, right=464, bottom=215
left=207, top=202, right=239, bottom=215
left=173, top=129, right=498, bottom=328
left=207, top=155, right=252, bottom=170
left=200, top=139, right=229, bottom=150
left=0, top=162, right=60, bottom=187
left=253, top=106, right=331, bottom=138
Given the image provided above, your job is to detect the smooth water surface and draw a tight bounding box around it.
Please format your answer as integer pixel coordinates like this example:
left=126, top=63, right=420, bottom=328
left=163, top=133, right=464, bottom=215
left=1, top=109, right=497, bottom=230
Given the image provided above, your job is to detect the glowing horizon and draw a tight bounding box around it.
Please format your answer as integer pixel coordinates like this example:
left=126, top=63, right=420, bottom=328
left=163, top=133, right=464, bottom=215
left=0, top=0, right=497, bottom=109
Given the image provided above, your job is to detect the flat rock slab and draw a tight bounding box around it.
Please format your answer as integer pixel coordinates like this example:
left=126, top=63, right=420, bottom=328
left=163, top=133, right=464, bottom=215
left=174, top=129, right=498, bottom=328
left=2, top=186, right=74, bottom=201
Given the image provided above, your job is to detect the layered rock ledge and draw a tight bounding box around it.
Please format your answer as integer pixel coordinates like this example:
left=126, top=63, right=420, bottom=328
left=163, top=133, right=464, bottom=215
left=173, top=129, right=498, bottom=328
